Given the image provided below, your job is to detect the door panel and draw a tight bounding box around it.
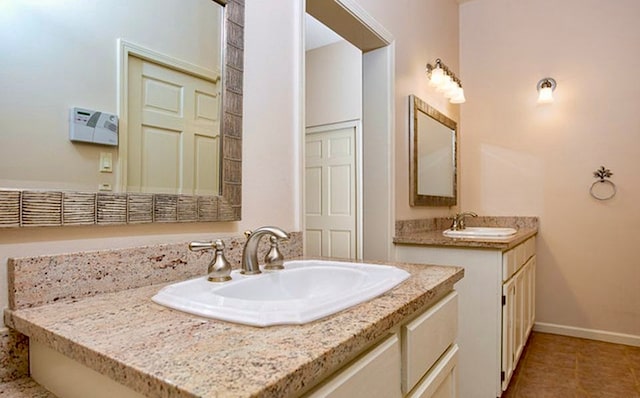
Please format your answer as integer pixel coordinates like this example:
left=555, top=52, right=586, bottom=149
left=128, top=56, right=220, bottom=194
left=305, top=125, right=357, bottom=259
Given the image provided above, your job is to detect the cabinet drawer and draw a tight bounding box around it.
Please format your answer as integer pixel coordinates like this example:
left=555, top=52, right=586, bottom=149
left=407, top=344, right=459, bottom=398
left=402, top=292, right=458, bottom=393
left=503, top=237, right=535, bottom=281
left=305, top=334, right=402, bottom=398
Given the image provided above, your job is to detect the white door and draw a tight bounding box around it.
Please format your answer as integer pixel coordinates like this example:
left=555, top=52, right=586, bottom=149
left=127, top=56, right=220, bottom=194
left=305, top=123, right=359, bottom=259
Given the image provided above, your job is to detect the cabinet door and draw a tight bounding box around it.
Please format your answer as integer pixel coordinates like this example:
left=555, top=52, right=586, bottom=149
left=501, top=277, right=516, bottom=391
left=305, top=334, right=402, bottom=398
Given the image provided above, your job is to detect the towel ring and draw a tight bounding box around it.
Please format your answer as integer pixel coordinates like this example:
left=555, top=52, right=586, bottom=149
left=590, top=166, right=616, bottom=201
left=590, top=179, right=616, bottom=201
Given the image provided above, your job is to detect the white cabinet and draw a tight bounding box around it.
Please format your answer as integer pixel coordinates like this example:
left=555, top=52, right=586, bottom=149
left=306, top=292, right=459, bottom=398
left=396, top=236, right=536, bottom=398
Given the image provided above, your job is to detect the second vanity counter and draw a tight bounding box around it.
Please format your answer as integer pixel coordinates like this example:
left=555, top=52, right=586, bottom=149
left=5, top=259, right=463, bottom=398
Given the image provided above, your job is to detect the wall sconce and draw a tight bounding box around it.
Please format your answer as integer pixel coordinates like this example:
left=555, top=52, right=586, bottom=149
left=426, top=58, right=465, bottom=104
left=536, top=77, right=556, bottom=104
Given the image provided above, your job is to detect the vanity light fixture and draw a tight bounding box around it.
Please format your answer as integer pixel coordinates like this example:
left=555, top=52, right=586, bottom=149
left=426, top=58, right=466, bottom=104
left=536, top=77, right=556, bottom=104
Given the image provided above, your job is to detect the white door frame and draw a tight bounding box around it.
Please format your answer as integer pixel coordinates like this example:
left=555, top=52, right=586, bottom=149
left=305, top=119, right=363, bottom=260
left=301, top=0, right=395, bottom=261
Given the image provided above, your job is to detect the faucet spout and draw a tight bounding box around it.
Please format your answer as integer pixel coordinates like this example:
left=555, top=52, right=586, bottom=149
left=450, top=212, right=478, bottom=231
left=241, top=226, right=290, bottom=274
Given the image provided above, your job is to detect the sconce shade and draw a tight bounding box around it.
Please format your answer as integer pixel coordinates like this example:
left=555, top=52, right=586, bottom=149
left=429, top=66, right=446, bottom=87
left=537, top=77, right=556, bottom=104
left=450, top=88, right=466, bottom=104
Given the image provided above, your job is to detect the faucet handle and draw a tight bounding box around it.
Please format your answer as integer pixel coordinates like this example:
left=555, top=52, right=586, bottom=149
left=207, top=239, right=232, bottom=282
left=189, top=241, right=214, bottom=251
left=264, top=235, right=285, bottom=270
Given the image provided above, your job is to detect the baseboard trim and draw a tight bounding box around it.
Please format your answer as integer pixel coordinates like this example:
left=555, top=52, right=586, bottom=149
left=533, top=322, right=640, bottom=347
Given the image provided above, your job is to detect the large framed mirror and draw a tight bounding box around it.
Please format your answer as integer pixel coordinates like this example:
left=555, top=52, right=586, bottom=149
left=0, top=0, right=243, bottom=227
left=409, top=95, right=457, bottom=207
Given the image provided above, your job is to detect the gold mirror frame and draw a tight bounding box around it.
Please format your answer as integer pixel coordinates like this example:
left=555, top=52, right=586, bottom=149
left=0, top=0, right=243, bottom=228
left=409, top=95, right=457, bottom=207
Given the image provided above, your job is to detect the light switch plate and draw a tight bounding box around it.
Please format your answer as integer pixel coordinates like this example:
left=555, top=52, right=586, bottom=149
left=99, top=152, right=113, bottom=173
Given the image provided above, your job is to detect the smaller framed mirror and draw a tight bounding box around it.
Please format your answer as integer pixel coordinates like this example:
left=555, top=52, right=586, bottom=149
left=409, top=95, right=457, bottom=206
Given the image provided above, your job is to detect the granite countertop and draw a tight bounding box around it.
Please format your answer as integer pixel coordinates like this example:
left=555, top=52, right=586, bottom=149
left=5, top=261, right=463, bottom=398
left=393, top=227, right=538, bottom=250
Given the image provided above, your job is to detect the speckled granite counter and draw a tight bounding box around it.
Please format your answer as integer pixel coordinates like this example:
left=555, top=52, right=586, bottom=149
left=393, top=216, right=538, bottom=250
left=0, top=377, right=57, bottom=397
left=4, top=260, right=463, bottom=398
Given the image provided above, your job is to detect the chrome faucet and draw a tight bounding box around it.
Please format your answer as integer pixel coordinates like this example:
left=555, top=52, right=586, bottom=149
left=241, top=226, right=290, bottom=275
left=450, top=212, right=478, bottom=231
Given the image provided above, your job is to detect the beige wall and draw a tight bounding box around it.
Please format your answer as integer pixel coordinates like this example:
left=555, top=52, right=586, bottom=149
left=305, top=40, right=362, bottom=127
left=0, top=0, right=302, bottom=328
left=355, top=0, right=461, bottom=221
left=460, top=0, right=640, bottom=336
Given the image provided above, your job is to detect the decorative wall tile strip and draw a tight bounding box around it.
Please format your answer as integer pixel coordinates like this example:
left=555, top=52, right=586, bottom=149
left=127, top=194, right=153, bottom=224
left=8, top=232, right=302, bottom=310
left=21, top=191, right=62, bottom=227
left=0, top=190, right=248, bottom=228
left=96, top=193, right=127, bottom=225
left=177, top=196, right=198, bottom=222
left=62, top=192, right=96, bottom=225
left=0, top=329, right=28, bottom=383
left=0, top=190, right=20, bottom=227
left=154, top=194, right=178, bottom=222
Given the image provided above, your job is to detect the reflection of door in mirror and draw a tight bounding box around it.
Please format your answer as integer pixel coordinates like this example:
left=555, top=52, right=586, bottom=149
left=409, top=95, right=457, bottom=207
left=127, top=56, right=220, bottom=195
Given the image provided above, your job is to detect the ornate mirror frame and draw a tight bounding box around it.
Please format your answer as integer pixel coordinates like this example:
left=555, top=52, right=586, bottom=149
left=409, top=95, right=457, bottom=207
left=0, top=0, right=243, bottom=228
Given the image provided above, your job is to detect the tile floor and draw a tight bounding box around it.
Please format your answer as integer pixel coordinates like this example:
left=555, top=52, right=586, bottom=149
left=503, top=332, right=640, bottom=398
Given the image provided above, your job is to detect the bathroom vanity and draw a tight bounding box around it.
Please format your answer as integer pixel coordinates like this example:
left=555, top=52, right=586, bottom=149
left=5, top=256, right=463, bottom=398
left=394, top=217, right=537, bottom=398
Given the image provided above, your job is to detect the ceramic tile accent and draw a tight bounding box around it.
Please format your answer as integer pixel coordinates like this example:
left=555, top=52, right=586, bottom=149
left=0, top=377, right=56, bottom=397
left=8, top=232, right=303, bottom=310
left=394, top=216, right=538, bottom=250
left=0, top=190, right=20, bottom=227
left=62, top=192, right=96, bottom=225
left=5, top=261, right=463, bottom=398
left=0, top=328, right=28, bottom=383
left=503, top=332, right=640, bottom=397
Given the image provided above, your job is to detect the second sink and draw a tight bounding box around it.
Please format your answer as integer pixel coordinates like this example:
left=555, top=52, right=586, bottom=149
left=443, top=227, right=518, bottom=238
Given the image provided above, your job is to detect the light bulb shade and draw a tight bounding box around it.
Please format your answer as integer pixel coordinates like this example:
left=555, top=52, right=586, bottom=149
left=445, top=81, right=461, bottom=98
left=437, top=74, right=453, bottom=92
left=429, top=67, right=445, bottom=86
left=450, top=88, right=466, bottom=104
left=536, top=77, right=556, bottom=104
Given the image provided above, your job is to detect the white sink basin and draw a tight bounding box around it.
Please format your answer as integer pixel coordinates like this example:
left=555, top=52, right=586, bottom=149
left=152, top=260, right=410, bottom=327
left=443, top=227, right=518, bottom=238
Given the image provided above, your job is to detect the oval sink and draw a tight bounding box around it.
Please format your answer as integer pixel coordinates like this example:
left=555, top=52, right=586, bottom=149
left=151, top=260, right=410, bottom=327
left=443, top=227, right=517, bottom=238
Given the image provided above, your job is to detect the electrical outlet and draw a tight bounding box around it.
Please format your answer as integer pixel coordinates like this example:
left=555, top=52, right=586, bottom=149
left=98, top=183, right=112, bottom=191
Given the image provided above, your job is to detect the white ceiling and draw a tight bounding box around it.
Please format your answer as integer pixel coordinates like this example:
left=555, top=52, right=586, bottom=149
left=305, top=13, right=344, bottom=51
